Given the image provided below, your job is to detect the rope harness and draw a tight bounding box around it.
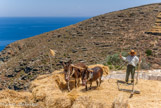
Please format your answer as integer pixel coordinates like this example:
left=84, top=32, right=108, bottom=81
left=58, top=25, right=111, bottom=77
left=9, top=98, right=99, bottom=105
left=70, top=68, right=75, bottom=77
left=87, top=71, right=93, bottom=81
left=68, top=64, right=85, bottom=79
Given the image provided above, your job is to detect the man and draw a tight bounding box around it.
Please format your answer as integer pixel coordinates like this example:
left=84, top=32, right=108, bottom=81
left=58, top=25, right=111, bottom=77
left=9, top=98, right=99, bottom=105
left=120, top=50, right=140, bottom=84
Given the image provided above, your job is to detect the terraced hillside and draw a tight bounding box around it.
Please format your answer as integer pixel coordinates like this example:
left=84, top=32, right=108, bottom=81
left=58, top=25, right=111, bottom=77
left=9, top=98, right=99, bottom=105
left=0, top=3, right=161, bottom=90
left=146, top=12, right=161, bottom=35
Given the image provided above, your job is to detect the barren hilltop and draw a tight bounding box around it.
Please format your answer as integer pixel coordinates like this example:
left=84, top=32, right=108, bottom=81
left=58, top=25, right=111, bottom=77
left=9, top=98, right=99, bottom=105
left=0, top=3, right=161, bottom=90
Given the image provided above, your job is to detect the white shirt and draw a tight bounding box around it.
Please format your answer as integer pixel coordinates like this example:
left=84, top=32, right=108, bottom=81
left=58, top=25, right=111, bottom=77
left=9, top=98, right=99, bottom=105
left=122, top=55, right=139, bottom=67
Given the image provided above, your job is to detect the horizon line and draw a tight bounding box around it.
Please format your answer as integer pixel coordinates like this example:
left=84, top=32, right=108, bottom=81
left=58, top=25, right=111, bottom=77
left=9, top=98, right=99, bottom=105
left=0, top=16, right=93, bottom=18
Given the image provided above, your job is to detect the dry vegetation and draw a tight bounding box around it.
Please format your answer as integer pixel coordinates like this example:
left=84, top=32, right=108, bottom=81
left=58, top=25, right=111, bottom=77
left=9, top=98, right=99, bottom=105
left=0, top=64, right=161, bottom=108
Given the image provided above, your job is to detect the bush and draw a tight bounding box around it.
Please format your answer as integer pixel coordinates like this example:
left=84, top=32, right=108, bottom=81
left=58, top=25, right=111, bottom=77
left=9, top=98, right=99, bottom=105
left=145, top=49, right=152, bottom=56
left=108, top=65, right=114, bottom=70
left=105, top=52, right=128, bottom=70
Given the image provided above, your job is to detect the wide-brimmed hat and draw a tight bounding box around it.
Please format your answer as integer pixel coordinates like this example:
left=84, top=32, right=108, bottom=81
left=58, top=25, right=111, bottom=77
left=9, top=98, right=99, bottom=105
left=128, top=50, right=136, bottom=55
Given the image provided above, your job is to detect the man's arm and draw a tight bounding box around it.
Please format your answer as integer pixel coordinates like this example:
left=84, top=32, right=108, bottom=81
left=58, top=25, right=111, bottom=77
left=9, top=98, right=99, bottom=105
left=120, top=54, right=127, bottom=61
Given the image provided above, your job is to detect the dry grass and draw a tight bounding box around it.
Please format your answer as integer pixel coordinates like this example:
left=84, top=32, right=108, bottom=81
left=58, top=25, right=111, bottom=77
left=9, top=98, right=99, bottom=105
left=112, top=94, right=131, bottom=108
left=88, top=64, right=110, bottom=75
left=0, top=89, right=34, bottom=108
left=0, top=65, right=161, bottom=108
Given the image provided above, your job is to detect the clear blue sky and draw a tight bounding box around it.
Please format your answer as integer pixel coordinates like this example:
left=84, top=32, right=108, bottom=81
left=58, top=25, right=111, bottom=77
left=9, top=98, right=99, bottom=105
left=0, top=0, right=161, bottom=17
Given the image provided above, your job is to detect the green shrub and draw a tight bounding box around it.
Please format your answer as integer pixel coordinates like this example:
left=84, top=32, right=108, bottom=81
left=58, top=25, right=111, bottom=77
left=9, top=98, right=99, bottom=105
left=105, top=52, right=128, bottom=70
left=145, top=49, right=152, bottom=56
left=63, top=53, right=67, bottom=57
left=108, top=65, right=114, bottom=70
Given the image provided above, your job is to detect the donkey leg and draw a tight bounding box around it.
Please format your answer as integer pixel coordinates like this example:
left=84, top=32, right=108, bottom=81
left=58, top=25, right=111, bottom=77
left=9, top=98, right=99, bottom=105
left=78, top=78, right=80, bottom=87
left=75, top=78, right=77, bottom=88
left=75, top=73, right=78, bottom=88
left=85, top=84, right=88, bottom=91
left=90, top=82, right=92, bottom=90
left=99, top=77, right=102, bottom=86
left=76, top=78, right=80, bottom=87
left=96, top=80, right=99, bottom=87
left=67, top=81, right=70, bottom=92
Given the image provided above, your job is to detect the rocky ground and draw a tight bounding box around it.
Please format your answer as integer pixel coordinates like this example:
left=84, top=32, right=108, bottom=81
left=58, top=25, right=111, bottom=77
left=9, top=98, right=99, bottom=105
left=0, top=3, right=161, bottom=90
left=0, top=65, right=160, bottom=108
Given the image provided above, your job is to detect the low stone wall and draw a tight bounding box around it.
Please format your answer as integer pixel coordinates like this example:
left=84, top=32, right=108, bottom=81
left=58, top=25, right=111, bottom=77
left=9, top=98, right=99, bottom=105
left=103, top=69, right=161, bottom=81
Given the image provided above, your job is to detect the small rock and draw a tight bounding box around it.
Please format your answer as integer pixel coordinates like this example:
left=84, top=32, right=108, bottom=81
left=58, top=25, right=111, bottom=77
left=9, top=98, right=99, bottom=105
left=5, top=72, right=16, bottom=77
left=72, top=50, right=77, bottom=53
left=14, top=67, right=21, bottom=72
left=152, top=64, right=160, bottom=69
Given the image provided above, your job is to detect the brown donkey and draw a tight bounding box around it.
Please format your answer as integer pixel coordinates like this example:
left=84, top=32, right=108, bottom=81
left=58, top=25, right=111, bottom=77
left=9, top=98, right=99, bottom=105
left=61, top=60, right=87, bottom=91
left=82, top=66, right=103, bottom=91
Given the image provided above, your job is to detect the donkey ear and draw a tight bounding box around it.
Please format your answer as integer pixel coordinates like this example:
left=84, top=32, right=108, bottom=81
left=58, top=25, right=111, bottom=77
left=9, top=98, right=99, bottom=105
left=68, top=59, right=72, bottom=64
left=60, top=61, right=65, bottom=67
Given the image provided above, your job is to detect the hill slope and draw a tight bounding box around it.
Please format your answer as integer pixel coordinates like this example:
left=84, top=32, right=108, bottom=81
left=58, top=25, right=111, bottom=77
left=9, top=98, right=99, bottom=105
left=0, top=3, right=161, bottom=90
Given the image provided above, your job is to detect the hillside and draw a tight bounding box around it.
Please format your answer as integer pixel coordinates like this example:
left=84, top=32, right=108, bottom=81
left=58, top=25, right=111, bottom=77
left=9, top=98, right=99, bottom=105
left=0, top=67, right=161, bottom=108
left=0, top=3, right=161, bottom=90
left=146, top=12, right=161, bottom=35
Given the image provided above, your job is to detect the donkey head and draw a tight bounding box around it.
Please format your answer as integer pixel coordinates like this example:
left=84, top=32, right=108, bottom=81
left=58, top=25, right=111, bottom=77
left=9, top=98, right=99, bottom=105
left=61, top=60, right=72, bottom=82
left=82, top=68, right=93, bottom=85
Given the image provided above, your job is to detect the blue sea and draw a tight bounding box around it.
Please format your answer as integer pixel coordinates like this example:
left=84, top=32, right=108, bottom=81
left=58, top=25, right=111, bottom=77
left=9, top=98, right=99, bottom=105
left=0, top=17, right=89, bottom=51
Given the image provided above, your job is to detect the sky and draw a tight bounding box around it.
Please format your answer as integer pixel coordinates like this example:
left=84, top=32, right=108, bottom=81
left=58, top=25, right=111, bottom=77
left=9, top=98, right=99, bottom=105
left=0, top=0, right=161, bottom=17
